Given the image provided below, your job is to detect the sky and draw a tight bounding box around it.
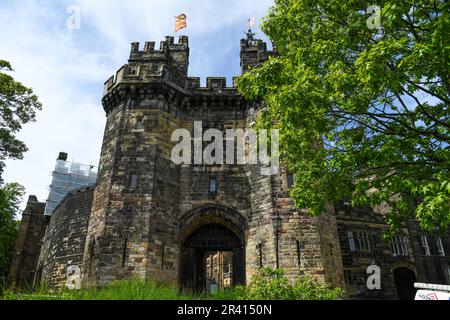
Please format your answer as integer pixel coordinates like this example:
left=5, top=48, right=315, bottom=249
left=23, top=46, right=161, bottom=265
left=0, top=0, right=274, bottom=210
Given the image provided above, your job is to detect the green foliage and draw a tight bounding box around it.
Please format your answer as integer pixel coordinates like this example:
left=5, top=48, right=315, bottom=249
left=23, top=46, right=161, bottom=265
left=1, top=270, right=343, bottom=300
left=2, top=279, right=199, bottom=301
left=0, top=59, right=42, bottom=182
left=0, top=183, right=24, bottom=281
left=68, top=280, right=198, bottom=300
left=238, top=0, right=450, bottom=232
left=236, top=268, right=344, bottom=300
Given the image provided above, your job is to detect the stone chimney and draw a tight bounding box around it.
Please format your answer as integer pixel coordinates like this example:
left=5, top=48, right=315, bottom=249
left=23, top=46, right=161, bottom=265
left=58, top=152, right=68, bottom=161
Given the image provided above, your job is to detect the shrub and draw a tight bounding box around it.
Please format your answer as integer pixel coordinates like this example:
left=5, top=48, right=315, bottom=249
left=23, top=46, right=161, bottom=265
left=237, top=268, right=344, bottom=300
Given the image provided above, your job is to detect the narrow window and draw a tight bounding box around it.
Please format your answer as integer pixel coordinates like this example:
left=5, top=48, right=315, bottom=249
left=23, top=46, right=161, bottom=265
left=296, top=240, right=302, bottom=268
left=135, top=118, right=144, bottom=130
left=209, top=177, right=217, bottom=194
left=122, top=237, right=128, bottom=267
left=287, top=173, right=295, bottom=189
left=420, top=235, right=431, bottom=256
left=436, top=237, right=445, bottom=257
left=257, top=243, right=263, bottom=269
left=161, top=242, right=165, bottom=269
left=348, top=231, right=356, bottom=252
left=130, top=174, right=138, bottom=190
left=344, top=270, right=353, bottom=284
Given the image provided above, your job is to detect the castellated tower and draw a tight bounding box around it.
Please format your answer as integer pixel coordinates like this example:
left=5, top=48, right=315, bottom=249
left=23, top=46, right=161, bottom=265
left=81, top=35, right=345, bottom=290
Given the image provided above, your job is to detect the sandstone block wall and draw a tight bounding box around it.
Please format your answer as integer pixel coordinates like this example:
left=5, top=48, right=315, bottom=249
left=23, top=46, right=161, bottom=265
left=37, top=187, right=94, bottom=289
left=8, top=196, right=47, bottom=289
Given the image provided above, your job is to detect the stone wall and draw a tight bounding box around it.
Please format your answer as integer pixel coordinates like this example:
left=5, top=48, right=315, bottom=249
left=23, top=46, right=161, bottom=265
left=248, top=164, right=345, bottom=288
left=336, top=201, right=450, bottom=299
left=37, top=187, right=94, bottom=289
left=8, top=196, right=47, bottom=289
left=81, top=35, right=346, bottom=290
left=406, top=220, right=450, bottom=285
left=10, top=35, right=450, bottom=299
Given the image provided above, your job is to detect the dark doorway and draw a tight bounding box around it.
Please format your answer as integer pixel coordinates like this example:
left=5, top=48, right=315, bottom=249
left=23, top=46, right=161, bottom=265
left=393, top=267, right=417, bottom=300
left=180, top=224, right=245, bottom=293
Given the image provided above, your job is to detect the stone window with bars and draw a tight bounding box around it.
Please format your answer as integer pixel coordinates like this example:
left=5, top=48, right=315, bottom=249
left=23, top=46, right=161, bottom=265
left=391, top=235, right=409, bottom=256
left=420, top=235, right=431, bottom=256
left=436, top=237, right=446, bottom=257
left=443, top=265, right=450, bottom=284
left=135, top=118, right=144, bottom=130
left=347, top=231, right=371, bottom=253
left=209, top=177, right=217, bottom=194
left=130, top=174, right=138, bottom=190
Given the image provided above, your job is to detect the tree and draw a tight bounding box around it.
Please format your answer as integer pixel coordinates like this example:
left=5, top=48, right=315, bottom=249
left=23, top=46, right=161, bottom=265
left=238, top=0, right=449, bottom=233
left=0, top=183, right=24, bottom=284
left=0, top=60, right=42, bottom=183
left=0, top=60, right=41, bottom=284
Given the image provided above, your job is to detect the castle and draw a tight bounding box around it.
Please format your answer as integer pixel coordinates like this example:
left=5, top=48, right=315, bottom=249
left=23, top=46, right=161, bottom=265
left=9, top=35, right=450, bottom=299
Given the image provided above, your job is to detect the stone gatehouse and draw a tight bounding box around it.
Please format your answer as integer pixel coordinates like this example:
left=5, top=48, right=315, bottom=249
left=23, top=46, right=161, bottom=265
left=9, top=35, right=450, bottom=299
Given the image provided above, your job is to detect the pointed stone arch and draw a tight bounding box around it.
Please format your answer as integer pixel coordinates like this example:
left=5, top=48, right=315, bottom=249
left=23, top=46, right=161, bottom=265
left=178, top=204, right=247, bottom=292
left=392, top=264, right=417, bottom=300
left=179, top=204, right=247, bottom=245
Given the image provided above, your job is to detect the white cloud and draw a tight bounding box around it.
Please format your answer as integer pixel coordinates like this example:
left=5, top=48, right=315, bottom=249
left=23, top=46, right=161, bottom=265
left=0, top=0, right=274, bottom=211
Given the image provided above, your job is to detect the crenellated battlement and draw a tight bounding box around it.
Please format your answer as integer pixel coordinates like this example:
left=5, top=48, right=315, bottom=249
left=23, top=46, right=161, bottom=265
left=186, top=77, right=240, bottom=90
left=102, top=35, right=272, bottom=111
left=130, top=35, right=189, bottom=58
left=104, top=72, right=240, bottom=99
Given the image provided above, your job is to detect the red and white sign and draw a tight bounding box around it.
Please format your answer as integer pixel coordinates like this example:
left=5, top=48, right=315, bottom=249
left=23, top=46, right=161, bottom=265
left=415, top=290, right=450, bottom=300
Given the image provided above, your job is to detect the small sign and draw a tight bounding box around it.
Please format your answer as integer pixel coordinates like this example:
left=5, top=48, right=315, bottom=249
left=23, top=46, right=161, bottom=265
left=415, top=290, right=450, bottom=300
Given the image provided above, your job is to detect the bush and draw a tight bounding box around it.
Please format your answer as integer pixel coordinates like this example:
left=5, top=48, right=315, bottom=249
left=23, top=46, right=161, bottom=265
left=237, top=268, right=344, bottom=300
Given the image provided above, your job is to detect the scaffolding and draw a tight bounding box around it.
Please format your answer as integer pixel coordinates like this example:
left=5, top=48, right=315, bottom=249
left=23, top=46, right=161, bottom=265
left=44, top=159, right=97, bottom=216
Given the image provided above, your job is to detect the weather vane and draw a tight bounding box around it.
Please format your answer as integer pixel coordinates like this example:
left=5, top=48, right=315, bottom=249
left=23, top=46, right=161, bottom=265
left=245, top=17, right=256, bottom=44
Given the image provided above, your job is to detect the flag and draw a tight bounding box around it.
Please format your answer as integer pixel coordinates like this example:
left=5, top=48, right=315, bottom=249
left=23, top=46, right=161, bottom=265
left=175, top=14, right=187, bottom=32
left=247, top=17, right=255, bottom=29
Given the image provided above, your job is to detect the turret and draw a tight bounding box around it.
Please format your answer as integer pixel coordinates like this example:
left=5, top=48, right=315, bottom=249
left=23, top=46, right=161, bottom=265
left=240, top=31, right=274, bottom=74
left=103, top=36, right=190, bottom=101
left=129, top=35, right=190, bottom=78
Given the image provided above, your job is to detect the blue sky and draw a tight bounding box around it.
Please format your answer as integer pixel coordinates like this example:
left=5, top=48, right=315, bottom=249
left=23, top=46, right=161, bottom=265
left=0, top=0, right=274, bottom=209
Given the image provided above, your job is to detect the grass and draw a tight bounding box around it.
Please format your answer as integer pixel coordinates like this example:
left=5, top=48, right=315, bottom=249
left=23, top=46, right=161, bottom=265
left=0, top=279, right=240, bottom=301
left=0, top=268, right=344, bottom=301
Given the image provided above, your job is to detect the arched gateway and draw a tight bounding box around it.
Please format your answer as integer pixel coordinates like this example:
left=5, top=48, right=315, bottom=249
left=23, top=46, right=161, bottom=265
left=179, top=205, right=247, bottom=293
left=393, top=266, right=417, bottom=300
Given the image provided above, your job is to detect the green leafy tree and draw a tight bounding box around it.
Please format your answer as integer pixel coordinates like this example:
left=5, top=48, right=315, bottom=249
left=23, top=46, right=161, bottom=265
left=238, top=0, right=449, bottom=233
left=0, top=59, right=41, bottom=285
left=0, top=59, right=42, bottom=182
left=0, top=183, right=24, bottom=285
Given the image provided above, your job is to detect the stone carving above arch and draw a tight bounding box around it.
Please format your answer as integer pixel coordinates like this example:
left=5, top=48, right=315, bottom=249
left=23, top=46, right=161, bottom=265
left=179, top=204, right=247, bottom=245
left=391, top=263, right=417, bottom=275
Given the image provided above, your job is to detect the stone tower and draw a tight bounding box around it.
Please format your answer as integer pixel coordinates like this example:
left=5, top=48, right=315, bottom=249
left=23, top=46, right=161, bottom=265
left=81, top=35, right=345, bottom=290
